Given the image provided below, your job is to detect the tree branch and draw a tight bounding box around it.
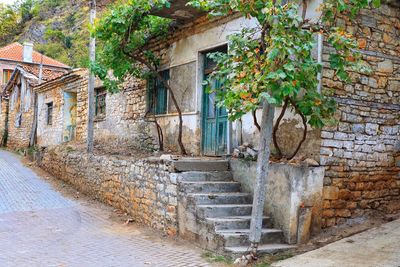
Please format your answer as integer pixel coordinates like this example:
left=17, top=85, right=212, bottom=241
left=287, top=98, right=308, bottom=160
left=272, top=97, right=289, bottom=158
left=252, top=110, right=260, bottom=131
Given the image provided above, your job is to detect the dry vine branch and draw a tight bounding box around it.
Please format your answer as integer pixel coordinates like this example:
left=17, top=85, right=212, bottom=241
left=252, top=110, right=261, bottom=131
left=145, top=85, right=164, bottom=151
left=272, top=97, right=289, bottom=158
left=287, top=98, right=308, bottom=160
left=120, top=28, right=187, bottom=155
left=272, top=97, right=308, bottom=160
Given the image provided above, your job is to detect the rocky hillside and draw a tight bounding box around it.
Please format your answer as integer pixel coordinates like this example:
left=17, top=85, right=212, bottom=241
left=0, top=0, right=112, bottom=68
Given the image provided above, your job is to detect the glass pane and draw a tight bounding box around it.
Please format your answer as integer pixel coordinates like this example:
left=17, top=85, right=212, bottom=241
left=208, top=92, right=216, bottom=118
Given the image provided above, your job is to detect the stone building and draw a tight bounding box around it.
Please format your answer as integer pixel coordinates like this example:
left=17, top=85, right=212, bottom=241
left=0, top=42, right=69, bottom=86
left=0, top=42, right=69, bottom=149
left=35, top=69, right=88, bottom=147
left=80, top=0, right=399, bottom=227
left=3, top=0, right=399, bottom=256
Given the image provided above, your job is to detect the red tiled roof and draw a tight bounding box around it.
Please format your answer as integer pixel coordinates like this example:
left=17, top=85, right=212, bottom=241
left=21, top=65, right=67, bottom=82
left=0, top=42, right=69, bottom=68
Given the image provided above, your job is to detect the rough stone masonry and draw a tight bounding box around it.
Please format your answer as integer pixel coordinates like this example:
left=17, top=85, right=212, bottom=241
left=320, top=4, right=400, bottom=227
left=39, top=146, right=179, bottom=236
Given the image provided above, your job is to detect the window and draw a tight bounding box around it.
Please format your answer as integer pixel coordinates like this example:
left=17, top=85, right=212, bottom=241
left=147, top=70, right=169, bottom=115
left=2, top=69, right=13, bottom=85
left=95, top=87, right=106, bottom=117
left=46, top=102, right=53, bottom=125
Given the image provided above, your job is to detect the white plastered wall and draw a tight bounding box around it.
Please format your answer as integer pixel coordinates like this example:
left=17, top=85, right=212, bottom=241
left=156, top=0, right=323, bottom=155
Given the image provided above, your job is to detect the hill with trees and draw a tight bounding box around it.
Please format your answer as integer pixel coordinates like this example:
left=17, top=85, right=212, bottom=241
left=0, top=0, right=111, bottom=67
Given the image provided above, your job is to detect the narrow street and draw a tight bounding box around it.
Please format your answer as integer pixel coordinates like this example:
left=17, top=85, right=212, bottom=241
left=0, top=150, right=211, bottom=267
left=273, top=218, right=400, bottom=267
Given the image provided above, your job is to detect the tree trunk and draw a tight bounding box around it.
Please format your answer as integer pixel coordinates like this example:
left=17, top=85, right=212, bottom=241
left=87, top=0, right=96, bottom=154
left=249, top=100, right=275, bottom=251
left=29, top=92, right=38, bottom=147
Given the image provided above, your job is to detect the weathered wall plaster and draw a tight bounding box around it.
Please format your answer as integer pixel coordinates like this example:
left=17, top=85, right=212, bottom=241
left=230, top=159, right=325, bottom=244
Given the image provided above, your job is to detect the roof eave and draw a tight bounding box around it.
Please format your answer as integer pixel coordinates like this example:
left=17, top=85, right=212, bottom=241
left=150, top=0, right=206, bottom=24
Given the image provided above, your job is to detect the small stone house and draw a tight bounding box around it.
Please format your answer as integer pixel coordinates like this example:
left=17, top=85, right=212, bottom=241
left=0, top=42, right=69, bottom=149
left=1, top=66, right=39, bottom=148
left=34, top=69, right=88, bottom=147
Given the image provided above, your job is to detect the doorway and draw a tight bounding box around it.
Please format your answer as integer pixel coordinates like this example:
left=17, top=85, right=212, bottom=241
left=201, top=46, right=228, bottom=156
left=63, top=92, right=77, bottom=142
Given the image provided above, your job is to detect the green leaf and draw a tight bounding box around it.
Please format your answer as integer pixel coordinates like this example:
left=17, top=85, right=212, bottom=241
left=372, top=0, right=381, bottom=8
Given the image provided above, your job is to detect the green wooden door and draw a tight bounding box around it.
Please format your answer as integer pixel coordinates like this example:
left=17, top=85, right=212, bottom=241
left=202, top=48, right=228, bottom=156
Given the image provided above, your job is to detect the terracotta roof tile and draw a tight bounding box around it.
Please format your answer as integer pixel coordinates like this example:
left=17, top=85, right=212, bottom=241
left=0, top=42, right=69, bottom=68
left=21, top=65, right=67, bottom=82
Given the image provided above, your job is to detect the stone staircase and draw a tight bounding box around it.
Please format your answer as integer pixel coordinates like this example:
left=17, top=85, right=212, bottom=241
left=174, top=160, right=295, bottom=257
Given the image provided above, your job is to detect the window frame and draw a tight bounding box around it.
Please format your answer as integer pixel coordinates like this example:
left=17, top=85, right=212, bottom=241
left=3, top=69, right=13, bottom=85
left=95, top=87, right=107, bottom=118
left=147, top=69, right=169, bottom=115
left=46, top=102, right=53, bottom=126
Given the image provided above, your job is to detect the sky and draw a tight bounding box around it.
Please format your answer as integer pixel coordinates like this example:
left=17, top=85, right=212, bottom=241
left=0, top=0, right=17, bottom=5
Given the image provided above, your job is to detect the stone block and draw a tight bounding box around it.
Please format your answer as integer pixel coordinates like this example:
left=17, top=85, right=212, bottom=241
left=335, top=209, right=351, bottom=218
left=352, top=124, right=365, bottom=133
left=323, top=186, right=339, bottom=200
left=320, top=147, right=333, bottom=156
left=365, top=123, right=379, bottom=136
left=322, top=140, right=343, bottom=148
left=338, top=189, right=352, bottom=200
left=322, top=209, right=335, bottom=218
left=334, top=132, right=349, bottom=140
left=321, top=131, right=334, bottom=139
left=361, top=16, right=376, bottom=28
left=377, top=60, right=393, bottom=73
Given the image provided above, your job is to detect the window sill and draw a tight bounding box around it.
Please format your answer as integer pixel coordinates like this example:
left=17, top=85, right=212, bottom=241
left=94, top=115, right=106, bottom=122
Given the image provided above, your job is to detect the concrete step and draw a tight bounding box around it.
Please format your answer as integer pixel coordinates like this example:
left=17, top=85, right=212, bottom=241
left=197, top=204, right=252, bottom=218
left=177, top=171, right=233, bottom=182
left=217, top=228, right=284, bottom=247
left=188, top=193, right=252, bottom=205
left=225, top=243, right=296, bottom=256
left=206, top=216, right=272, bottom=230
left=180, top=181, right=241, bottom=193
left=172, top=160, right=229, bottom=172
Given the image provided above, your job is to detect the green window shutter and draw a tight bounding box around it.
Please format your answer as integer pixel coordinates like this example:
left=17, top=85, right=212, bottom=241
left=147, top=77, right=155, bottom=114
left=148, top=70, right=169, bottom=115
left=157, top=70, right=169, bottom=115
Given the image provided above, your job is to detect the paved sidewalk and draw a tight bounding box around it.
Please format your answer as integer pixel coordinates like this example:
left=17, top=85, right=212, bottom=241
left=273, top=218, right=400, bottom=267
left=0, top=150, right=212, bottom=267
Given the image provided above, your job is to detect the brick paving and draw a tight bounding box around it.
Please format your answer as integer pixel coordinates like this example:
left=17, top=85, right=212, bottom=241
left=0, top=150, right=212, bottom=267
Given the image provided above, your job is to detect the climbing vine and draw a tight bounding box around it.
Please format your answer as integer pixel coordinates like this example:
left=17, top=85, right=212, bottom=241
left=189, top=0, right=380, bottom=159
left=91, top=0, right=187, bottom=154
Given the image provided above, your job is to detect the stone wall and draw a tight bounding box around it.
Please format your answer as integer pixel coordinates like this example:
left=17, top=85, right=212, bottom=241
left=7, top=78, right=34, bottom=150
left=320, top=4, right=400, bottom=227
left=92, top=77, right=159, bottom=152
left=0, top=98, right=7, bottom=143
left=37, top=84, right=64, bottom=146
left=39, top=146, right=178, bottom=236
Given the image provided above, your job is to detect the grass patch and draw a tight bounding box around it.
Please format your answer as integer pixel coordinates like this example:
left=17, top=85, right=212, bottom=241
left=201, top=252, right=233, bottom=265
